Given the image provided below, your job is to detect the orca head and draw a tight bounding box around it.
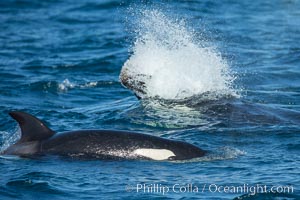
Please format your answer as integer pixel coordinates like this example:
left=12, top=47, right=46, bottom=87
left=2, top=111, right=55, bottom=156
left=167, top=141, right=206, bottom=161
left=119, top=68, right=149, bottom=99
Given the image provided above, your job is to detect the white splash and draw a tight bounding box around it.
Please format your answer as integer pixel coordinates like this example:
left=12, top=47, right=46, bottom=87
left=58, top=79, right=75, bottom=92
left=172, top=146, right=246, bottom=163
left=121, top=9, right=237, bottom=99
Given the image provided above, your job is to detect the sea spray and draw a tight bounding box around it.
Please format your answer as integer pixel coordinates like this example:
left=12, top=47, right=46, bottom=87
left=121, top=9, right=237, bottom=100
left=0, top=128, right=20, bottom=152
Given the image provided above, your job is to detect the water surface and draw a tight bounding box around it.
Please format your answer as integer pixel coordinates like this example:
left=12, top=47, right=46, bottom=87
left=0, top=0, right=299, bottom=199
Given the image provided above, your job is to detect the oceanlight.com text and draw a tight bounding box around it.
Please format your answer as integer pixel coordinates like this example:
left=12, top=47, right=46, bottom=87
left=125, top=183, right=294, bottom=196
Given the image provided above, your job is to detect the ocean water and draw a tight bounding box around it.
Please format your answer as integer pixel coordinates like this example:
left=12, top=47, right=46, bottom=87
left=0, top=0, right=299, bottom=199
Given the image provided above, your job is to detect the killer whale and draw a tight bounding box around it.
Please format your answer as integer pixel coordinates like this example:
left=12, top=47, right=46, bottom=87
left=2, top=111, right=206, bottom=161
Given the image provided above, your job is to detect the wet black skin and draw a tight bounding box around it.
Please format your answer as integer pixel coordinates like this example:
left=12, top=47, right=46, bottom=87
left=2, top=111, right=206, bottom=160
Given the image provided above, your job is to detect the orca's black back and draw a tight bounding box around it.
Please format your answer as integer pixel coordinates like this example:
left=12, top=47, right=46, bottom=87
left=41, top=130, right=205, bottom=160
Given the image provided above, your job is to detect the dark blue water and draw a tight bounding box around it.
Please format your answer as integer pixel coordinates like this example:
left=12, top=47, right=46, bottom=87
left=0, top=0, right=299, bottom=199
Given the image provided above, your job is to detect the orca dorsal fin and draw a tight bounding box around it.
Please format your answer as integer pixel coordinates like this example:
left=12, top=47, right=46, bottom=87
left=9, top=111, right=55, bottom=143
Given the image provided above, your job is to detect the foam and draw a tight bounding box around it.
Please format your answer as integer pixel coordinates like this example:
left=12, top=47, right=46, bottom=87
left=58, top=79, right=99, bottom=92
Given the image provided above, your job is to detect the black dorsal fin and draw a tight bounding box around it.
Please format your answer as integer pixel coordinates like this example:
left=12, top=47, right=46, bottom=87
left=9, top=111, right=55, bottom=143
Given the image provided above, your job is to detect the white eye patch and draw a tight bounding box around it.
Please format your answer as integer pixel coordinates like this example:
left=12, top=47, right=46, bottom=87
left=133, top=148, right=175, bottom=160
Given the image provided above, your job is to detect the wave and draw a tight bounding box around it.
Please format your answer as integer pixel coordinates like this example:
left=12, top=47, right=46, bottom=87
left=21, top=79, right=117, bottom=93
